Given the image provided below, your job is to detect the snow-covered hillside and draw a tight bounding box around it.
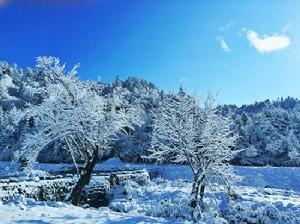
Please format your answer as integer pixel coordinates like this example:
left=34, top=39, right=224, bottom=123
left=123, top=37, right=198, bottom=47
left=1, top=58, right=300, bottom=166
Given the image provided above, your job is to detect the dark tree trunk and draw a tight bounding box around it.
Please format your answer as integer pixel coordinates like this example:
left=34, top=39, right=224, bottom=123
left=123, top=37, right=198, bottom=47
left=69, top=146, right=99, bottom=206
left=190, top=178, right=200, bottom=208
left=190, top=173, right=206, bottom=210
left=198, top=182, right=206, bottom=210
left=190, top=173, right=207, bottom=221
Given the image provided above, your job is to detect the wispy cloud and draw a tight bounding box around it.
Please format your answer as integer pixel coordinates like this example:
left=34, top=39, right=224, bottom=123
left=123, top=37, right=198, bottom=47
left=180, top=77, right=189, bottom=84
left=219, top=21, right=235, bottom=32
left=246, top=30, right=290, bottom=53
left=216, top=36, right=231, bottom=53
left=281, top=22, right=293, bottom=33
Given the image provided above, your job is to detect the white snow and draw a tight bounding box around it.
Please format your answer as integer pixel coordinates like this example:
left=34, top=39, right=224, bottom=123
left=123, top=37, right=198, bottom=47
left=0, top=197, right=177, bottom=224
left=1, top=159, right=300, bottom=223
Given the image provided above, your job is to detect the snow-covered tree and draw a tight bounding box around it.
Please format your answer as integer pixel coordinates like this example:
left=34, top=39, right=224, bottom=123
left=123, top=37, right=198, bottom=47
left=115, top=110, right=153, bottom=162
left=15, top=57, right=128, bottom=205
left=148, top=92, right=238, bottom=215
left=232, top=104, right=300, bottom=166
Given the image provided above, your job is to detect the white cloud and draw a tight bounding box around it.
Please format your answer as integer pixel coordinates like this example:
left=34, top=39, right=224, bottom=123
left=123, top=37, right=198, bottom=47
left=246, top=30, right=290, bottom=53
left=216, top=36, right=231, bottom=53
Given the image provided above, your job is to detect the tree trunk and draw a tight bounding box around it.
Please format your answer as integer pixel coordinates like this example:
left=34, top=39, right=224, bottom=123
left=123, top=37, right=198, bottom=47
left=190, top=178, right=200, bottom=208
left=198, top=181, right=206, bottom=210
left=190, top=173, right=207, bottom=221
left=190, top=173, right=206, bottom=210
left=70, top=146, right=99, bottom=206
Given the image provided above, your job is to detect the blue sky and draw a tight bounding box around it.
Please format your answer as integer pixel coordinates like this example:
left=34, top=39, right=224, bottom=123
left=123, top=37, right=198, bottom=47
left=0, top=0, right=299, bottom=105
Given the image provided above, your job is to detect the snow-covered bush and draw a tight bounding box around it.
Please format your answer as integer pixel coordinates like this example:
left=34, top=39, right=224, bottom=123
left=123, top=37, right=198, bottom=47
left=109, top=179, right=193, bottom=221
left=225, top=201, right=300, bottom=224
left=109, top=178, right=232, bottom=223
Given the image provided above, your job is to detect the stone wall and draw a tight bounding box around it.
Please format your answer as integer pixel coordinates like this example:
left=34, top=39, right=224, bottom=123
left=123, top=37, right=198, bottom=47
left=0, top=169, right=149, bottom=207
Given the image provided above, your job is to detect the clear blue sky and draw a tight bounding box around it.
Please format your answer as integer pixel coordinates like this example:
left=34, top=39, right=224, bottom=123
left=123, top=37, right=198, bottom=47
left=0, top=0, right=299, bottom=105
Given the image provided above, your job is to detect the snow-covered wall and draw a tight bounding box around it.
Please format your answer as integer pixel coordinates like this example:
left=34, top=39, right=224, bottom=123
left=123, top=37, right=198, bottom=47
left=0, top=169, right=150, bottom=207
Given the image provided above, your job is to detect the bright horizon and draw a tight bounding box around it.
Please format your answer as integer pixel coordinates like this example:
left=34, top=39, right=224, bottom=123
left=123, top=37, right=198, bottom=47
left=0, top=0, right=300, bottom=105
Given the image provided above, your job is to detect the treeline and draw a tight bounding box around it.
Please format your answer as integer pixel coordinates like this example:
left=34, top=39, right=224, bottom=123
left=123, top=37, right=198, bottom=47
left=229, top=97, right=300, bottom=166
left=0, top=58, right=299, bottom=166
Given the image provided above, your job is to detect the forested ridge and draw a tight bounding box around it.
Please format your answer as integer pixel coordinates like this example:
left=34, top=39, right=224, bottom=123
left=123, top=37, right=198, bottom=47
left=0, top=58, right=299, bottom=166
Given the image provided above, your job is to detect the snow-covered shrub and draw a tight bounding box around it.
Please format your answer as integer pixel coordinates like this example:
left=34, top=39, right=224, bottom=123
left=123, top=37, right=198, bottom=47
left=109, top=178, right=231, bottom=223
left=225, top=201, right=300, bottom=224
left=109, top=180, right=143, bottom=213
left=109, top=179, right=191, bottom=220
left=196, top=206, right=228, bottom=224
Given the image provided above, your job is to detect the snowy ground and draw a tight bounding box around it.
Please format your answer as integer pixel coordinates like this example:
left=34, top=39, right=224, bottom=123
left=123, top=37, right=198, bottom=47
left=0, top=198, right=177, bottom=224
left=1, top=158, right=300, bottom=223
